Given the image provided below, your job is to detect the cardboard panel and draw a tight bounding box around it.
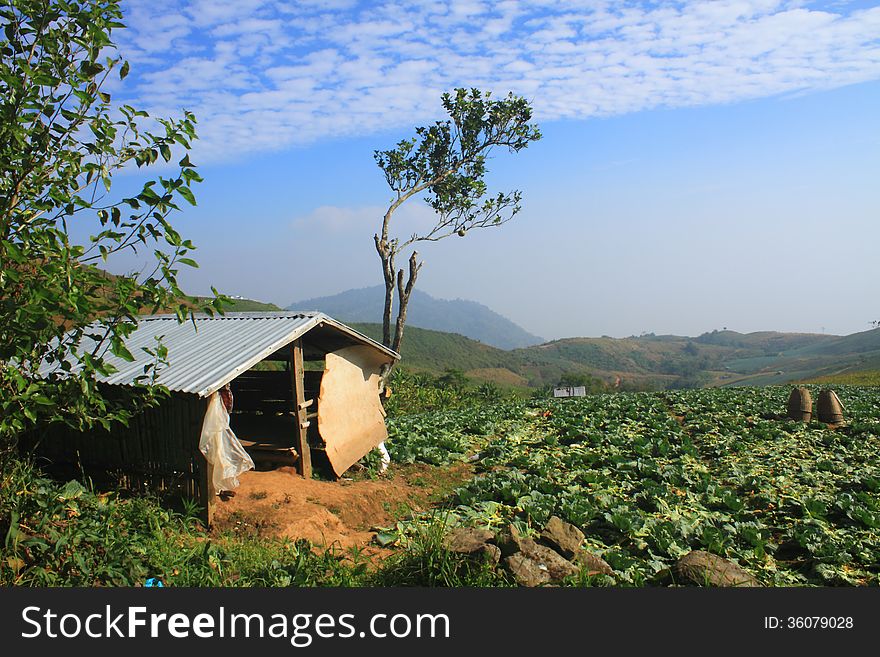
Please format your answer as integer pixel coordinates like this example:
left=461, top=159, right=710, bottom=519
left=318, top=345, right=389, bottom=476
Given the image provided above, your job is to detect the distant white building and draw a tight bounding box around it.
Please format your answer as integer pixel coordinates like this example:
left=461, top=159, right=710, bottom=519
left=553, top=385, right=587, bottom=398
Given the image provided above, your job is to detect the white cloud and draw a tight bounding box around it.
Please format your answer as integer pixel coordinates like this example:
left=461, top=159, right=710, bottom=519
left=293, top=205, right=381, bottom=234
left=292, top=203, right=439, bottom=237
left=115, top=0, right=880, bottom=162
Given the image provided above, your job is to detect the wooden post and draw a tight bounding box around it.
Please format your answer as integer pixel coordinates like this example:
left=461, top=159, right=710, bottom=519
left=206, top=461, right=215, bottom=526
left=291, top=339, right=312, bottom=479
left=197, top=451, right=214, bottom=527
left=193, top=395, right=214, bottom=528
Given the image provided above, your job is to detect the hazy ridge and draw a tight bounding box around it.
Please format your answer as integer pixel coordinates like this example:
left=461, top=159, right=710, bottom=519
left=289, top=285, right=545, bottom=350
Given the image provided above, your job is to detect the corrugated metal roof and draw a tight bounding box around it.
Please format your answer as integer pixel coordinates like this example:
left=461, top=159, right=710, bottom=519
left=39, top=312, right=398, bottom=398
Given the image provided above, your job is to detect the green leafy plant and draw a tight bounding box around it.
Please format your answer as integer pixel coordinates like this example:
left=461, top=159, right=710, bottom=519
left=373, top=88, right=541, bottom=356
left=1, top=0, right=222, bottom=451
left=383, top=385, right=880, bottom=586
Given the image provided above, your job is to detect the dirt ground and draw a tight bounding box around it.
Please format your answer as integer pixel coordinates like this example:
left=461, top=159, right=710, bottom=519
left=210, top=463, right=472, bottom=560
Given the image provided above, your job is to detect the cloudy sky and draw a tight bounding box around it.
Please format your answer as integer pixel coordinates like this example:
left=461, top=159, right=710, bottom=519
left=105, top=0, right=880, bottom=340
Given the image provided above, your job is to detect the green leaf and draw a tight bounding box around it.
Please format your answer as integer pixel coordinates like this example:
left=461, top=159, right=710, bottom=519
left=178, top=186, right=197, bottom=206
left=375, top=532, right=398, bottom=547
left=59, top=480, right=86, bottom=501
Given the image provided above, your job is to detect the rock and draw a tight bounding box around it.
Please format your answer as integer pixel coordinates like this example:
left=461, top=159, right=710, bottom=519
left=443, top=528, right=500, bottom=565
left=540, top=516, right=585, bottom=559
left=443, top=527, right=494, bottom=553
left=524, top=543, right=579, bottom=580
left=498, top=523, right=579, bottom=584
left=573, top=550, right=614, bottom=577
left=497, top=523, right=530, bottom=557
left=505, top=554, right=552, bottom=587
left=674, top=551, right=760, bottom=587
left=479, top=544, right=502, bottom=565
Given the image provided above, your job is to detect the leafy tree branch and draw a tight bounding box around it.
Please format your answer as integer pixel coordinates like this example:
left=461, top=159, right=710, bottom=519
left=373, top=88, right=541, bottom=357
left=1, top=0, right=221, bottom=451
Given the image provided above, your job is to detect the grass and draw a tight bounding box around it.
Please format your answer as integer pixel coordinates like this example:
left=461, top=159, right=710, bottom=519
left=371, top=515, right=510, bottom=587
left=0, top=456, right=361, bottom=586
left=803, top=370, right=880, bottom=386
left=0, top=456, right=502, bottom=587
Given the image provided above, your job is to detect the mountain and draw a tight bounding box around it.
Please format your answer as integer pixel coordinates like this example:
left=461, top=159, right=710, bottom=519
left=525, top=328, right=880, bottom=388
left=349, top=323, right=880, bottom=390
left=197, top=280, right=880, bottom=390
left=288, top=286, right=544, bottom=350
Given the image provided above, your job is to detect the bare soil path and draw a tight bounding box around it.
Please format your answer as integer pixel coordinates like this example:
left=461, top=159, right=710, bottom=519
left=211, top=463, right=472, bottom=560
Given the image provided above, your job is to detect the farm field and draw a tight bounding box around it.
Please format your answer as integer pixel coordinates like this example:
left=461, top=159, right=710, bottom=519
left=385, top=385, right=880, bottom=586
left=4, top=385, right=878, bottom=587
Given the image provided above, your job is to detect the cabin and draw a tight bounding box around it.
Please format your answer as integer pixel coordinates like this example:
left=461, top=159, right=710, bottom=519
left=26, top=312, right=399, bottom=524
left=552, top=385, right=587, bottom=398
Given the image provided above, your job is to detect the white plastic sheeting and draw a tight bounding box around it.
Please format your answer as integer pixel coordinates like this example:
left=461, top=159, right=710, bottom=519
left=199, top=392, right=254, bottom=492
left=376, top=441, right=391, bottom=474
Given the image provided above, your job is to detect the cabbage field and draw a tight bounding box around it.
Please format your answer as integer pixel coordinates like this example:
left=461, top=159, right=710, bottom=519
left=385, top=385, right=880, bottom=586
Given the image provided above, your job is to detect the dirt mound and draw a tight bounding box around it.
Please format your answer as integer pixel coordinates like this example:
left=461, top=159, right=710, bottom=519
left=211, top=463, right=471, bottom=559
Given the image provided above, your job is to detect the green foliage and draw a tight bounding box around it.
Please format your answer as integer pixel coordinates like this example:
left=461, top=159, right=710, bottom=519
left=352, top=322, right=515, bottom=374
left=373, top=515, right=510, bottom=587
left=0, top=0, right=219, bottom=450
left=375, top=88, right=541, bottom=233
left=386, top=400, right=525, bottom=466
left=5, top=384, right=879, bottom=587
left=437, top=367, right=468, bottom=391
left=373, top=88, right=541, bottom=353
left=0, top=456, right=363, bottom=586
left=804, top=370, right=880, bottom=386
left=383, top=367, right=518, bottom=417
left=206, top=298, right=282, bottom=312
left=557, top=371, right=610, bottom=393
left=383, top=386, right=880, bottom=586
left=0, top=456, right=500, bottom=587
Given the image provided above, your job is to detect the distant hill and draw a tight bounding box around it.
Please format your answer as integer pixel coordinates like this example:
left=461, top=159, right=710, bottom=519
left=223, top=298, right=283, bottom=312
left=803, top=370, right=880, bottom=386
left=350, top=323, right=880, bottom=391
left=288, top=286, right=544, bottom=350
left=194, top=297, right=282, bottom=312
left=526, top=328, right=880, bottom=389
left=198, top=284, right=880, bottom=390
left=350, top=323, right=526, bottom=380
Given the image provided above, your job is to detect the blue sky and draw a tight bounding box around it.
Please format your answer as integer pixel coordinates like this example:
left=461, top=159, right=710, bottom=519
left=103, top=0, right=880, bottom=340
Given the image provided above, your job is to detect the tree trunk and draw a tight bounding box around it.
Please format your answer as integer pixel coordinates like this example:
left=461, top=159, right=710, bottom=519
left=392, top=251, right=421, bottom=355
left=374, top=234, right=395, bottom=348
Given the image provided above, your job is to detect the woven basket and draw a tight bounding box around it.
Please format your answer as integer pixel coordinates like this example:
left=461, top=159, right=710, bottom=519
left=786, top=387, right=812, bottom=422
left=817, top=389, right=844, bottom=425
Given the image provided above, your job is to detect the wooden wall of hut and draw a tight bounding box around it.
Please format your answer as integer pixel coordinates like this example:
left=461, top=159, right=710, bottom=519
left=228, top=369, right=321, bottom=449
left=21, top=392, right=209, bottom=513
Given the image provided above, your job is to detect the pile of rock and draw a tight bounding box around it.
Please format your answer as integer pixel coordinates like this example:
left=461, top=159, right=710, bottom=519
left=442, top=515, right=612, bottom=587
left=443, top=516, right=760, bottom=587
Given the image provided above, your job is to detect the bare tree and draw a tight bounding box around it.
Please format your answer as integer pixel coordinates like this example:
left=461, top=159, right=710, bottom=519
left=373, top=88, right=541, bottom=358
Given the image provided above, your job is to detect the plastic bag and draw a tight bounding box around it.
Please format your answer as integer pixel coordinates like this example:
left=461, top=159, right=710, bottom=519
left=199, top=391, right=254, bottom=492
left=376, top=441, right=391, bottom=474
